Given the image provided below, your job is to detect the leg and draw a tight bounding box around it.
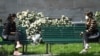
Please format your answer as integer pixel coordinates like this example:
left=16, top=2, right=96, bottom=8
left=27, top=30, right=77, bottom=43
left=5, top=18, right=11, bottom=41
left=83, top=32, right=90, bottom=49
left=13, top=48, right=22, bottom=56
left=13, top=32, right=22, bottom=55
left=80, top=32, right=91, bottom=54
left=14, top=32, right=22, bottom=48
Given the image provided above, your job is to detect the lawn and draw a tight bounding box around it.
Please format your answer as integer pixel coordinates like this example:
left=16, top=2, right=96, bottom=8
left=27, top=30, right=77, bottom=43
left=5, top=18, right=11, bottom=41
left=0, top=43, right=100, bottom=56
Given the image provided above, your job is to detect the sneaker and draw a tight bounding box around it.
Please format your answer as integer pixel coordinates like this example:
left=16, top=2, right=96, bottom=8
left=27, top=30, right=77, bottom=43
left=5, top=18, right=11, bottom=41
left=85, top=44, right=91, bottom=49
left=13, top=51, right=22, bottom=56
left=16, top=44, right=22, bottom=48
left=0, top=45, right=2, bottom=47
left=79, top=49, right=87, bottom=54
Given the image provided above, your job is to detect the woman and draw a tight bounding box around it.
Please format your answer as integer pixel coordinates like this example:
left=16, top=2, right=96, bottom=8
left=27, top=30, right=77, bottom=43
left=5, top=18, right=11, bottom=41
left=80, top=11, right=99, bottom=54
left=3, top=14, right=22, bottom=55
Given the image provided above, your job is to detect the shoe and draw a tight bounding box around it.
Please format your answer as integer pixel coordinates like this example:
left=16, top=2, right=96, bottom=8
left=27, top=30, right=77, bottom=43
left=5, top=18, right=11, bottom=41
left=13, top=51, right=22, bottom=56
left=79, top=49, right=87, bottom=54
left=16, top=44, right=22, bottom=48
left=85, top=44, right=91, bottom=49
left=0, top=45, right=2, bottom=47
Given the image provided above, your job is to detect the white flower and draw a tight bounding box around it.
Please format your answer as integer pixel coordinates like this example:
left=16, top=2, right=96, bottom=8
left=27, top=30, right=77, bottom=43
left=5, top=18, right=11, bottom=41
left=95, top=11, right=100, bottom=17
left=38, top=23, right=41, bottom=26
left=30, top=23, right=37, bottom=28
left=24, top=24, right=29, bottom=27
left=38, top=12, right=44, bottom=17
left=61, top=15, right=65, bottom=19
left=25, top=20, right=30, bottom=24
left=17, top=10, right=72, bottom=39
left=46, top=17, right=49, bottom=19
left=22, top=20, right=26, bottom=23
left=30, top=23, right=34, bottom=28
left=18, top=15, right=23, bottom=20
left=35, top=16, right=40, bottom=19
left=33, top=20, right=41, bottom=25
left=26, top=29, right=29, bottom=35
left=65, top=17, right=69, bottom=20
left=49, top=20, right=52, bottom=23
left=22, top=10, right=29, bottom=16
left=27, top=36, right=31, bottom=39
left=28, top=14, right=33, bottom=17
left=22, top=24, right=25, bottom=27
left=30, top=31, right=34, bottom=34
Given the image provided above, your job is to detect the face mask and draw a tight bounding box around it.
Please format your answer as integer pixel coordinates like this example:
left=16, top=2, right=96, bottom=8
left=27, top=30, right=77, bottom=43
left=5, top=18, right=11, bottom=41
left=85, top=16, right=88, bottom=20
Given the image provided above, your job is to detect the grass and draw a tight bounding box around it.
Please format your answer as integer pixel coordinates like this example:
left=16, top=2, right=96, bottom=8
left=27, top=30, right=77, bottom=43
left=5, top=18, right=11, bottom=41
left=0, top=43, right=100, bottom=56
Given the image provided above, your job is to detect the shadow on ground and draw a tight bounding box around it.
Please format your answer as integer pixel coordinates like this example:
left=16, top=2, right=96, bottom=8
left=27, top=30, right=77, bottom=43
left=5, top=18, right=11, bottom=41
left=56, top=52, right=100, bottom=56
left=22, top=52, right=100, bottom=56
left=0, top=49, right=9, bottom=56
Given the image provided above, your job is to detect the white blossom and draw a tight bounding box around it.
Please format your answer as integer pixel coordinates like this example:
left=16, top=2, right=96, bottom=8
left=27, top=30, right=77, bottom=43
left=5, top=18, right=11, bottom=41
left=17, top=10, right=72, bottom=39
left=65, top=17, right=69, bottom=20
left=38, top=12, right=44, bottom=17
left=22, top=10, right=29, bottom=16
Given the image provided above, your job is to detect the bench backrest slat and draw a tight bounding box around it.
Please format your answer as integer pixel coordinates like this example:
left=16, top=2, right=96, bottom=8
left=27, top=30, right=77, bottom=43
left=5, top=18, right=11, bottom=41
left=41, top=26, right=86, bottom=43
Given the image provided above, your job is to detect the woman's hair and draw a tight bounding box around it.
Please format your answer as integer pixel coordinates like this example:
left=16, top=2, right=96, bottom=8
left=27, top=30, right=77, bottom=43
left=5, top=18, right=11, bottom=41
left=7, top=13, right=16, bottom=21
left=85, top=11, right=93, bottom=18
left=11, top=13, right=16, bottom=17
left=85, top=11, right=95, bottom=25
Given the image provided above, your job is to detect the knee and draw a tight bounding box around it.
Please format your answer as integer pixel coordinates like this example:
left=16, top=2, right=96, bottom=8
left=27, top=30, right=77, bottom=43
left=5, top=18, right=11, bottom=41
left=16, top=32, right=20, bottom=35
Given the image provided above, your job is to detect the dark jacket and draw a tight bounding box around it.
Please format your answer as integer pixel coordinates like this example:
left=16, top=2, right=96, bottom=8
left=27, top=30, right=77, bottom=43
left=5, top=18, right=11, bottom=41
left=4, top=21, right=16, bottom=35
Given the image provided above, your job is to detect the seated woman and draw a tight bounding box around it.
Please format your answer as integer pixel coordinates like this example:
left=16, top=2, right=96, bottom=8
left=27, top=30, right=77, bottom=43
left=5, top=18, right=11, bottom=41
left=80, top=11, right=99, bottom=54
left=2, top=14, right=22, bottom=55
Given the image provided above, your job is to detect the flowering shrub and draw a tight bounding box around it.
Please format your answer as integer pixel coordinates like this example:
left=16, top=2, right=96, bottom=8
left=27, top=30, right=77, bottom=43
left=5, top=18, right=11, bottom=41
left=17, top=10, right=72, bottom=38
left=95, top=11, right=100, bottom=26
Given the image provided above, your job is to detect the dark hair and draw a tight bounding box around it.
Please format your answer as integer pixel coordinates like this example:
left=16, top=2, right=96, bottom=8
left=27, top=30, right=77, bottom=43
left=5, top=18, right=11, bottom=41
left=86, top=11, right=93, bottom=18
left=7, top=13, right=16, bottom=21
left=11, top=13, right=16, bottom=17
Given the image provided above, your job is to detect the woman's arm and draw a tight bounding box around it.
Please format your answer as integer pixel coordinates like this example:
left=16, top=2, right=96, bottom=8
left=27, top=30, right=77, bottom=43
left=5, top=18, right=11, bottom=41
left=10, top=32, right=16, bottom=34
left=87, top=21, right=97, bottom=32
left=5, top=22, right=11, bottom=35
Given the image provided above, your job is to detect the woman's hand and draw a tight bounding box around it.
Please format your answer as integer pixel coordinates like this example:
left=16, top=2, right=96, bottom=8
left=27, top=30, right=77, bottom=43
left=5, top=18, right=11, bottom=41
left=80, top=32, right=84, bottom=36
left=86, top=30, right=89, bottom=32
left=10, top=32, right=16, bottom=34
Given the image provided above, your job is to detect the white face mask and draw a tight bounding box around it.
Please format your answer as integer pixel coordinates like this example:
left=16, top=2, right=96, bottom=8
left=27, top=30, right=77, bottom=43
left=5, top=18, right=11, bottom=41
left=85, top=16, right=88, bottom=20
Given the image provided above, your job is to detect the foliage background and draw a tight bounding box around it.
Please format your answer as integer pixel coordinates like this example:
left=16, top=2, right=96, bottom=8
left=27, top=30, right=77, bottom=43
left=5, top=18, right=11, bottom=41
left=95, top=11, right=100, bottom=26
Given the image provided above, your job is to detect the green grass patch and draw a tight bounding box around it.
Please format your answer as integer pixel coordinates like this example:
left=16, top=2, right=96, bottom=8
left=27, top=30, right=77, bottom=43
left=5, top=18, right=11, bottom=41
left=0, top=43, right=100, bottom=56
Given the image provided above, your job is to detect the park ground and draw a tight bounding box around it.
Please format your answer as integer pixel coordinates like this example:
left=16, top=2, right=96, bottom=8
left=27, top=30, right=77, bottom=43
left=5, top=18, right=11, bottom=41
left=0, top=43, right=100, bottom=56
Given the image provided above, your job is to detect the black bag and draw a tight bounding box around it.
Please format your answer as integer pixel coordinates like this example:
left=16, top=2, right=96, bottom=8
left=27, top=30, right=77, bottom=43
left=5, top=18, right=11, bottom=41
left=2, top=23, right=8, bottom=40
left=2, top=29, right=8, bottom=41
left=88, top=32, right=100, bottom=42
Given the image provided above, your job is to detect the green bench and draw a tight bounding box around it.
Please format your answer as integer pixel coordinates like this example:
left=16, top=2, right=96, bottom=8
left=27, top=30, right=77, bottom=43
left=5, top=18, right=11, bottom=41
left=41, top=25, right=100, bottom=53
left=41, top=25, right=100, bottom=54
left=0, top=26, right=31, bottom=54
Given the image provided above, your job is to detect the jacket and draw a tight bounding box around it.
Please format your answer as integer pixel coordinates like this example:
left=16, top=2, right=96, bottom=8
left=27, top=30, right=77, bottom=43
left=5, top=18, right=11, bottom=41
left=4, top=21, right=16, bottom=35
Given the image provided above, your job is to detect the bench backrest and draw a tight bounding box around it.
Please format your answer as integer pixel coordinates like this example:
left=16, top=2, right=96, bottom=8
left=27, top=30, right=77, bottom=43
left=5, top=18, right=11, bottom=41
left=0, top=26, right=27, bottom=42
left=41, top=26, right=85, bottom=43
left=17, top=27, right=27, bottom=40
left=41, top=25, right=100, bottom=44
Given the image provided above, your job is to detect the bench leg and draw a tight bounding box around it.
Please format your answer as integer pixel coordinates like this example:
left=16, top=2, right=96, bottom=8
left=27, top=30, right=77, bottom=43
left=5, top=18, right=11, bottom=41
left=46, top=43, right=52, bottom=54
left=25, top=44, right=28, bottom=54
left=46, top=43, right=49, bottom=54
left=49, top=44, right=51, bottom=54
left=22, top=44, right=25, bottom=54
